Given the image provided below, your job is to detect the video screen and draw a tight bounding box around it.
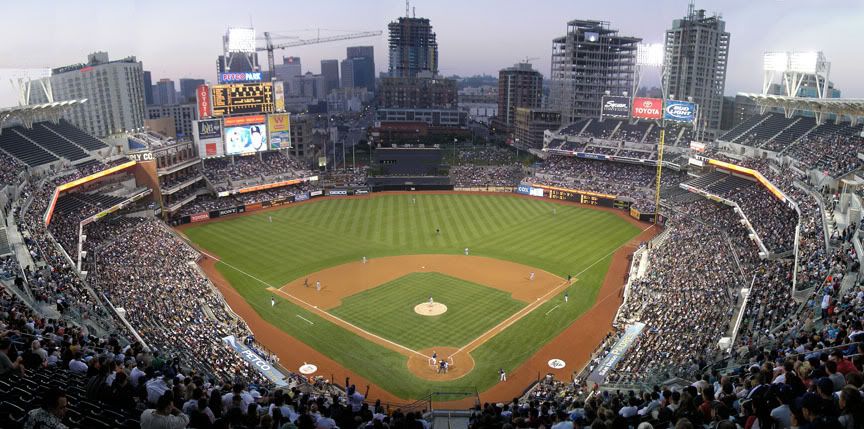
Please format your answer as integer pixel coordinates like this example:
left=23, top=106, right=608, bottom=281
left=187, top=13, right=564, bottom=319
left=225, top=124, right=268, bottom=155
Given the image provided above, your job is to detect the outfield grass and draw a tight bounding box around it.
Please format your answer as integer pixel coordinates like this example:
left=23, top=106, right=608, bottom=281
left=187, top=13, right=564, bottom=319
left=330, top=272, right=525, bottom=350
left=183, top=193, right=642, bottom=399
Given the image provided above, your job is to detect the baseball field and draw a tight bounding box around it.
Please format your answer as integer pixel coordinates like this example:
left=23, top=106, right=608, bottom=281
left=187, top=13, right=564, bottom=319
left=180, top=193, right=647, bottom=401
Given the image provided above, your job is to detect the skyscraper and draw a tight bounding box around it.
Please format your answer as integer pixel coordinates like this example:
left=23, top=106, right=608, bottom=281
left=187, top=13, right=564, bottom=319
left=320, top=59, right=340, bottom=94
left=178, top=78, right=205, bottom=103
left=549, top=20, right=640, bottom=123
left=387, top=17, right=438, bottom=78
left=496, top=63, right=543, bottom=133
left=143, top=71, right=154, bottom=106
left=154, top=78, right=177, bottom=105
left=663, top=3, right=730, bottom=139
left=45, top=52, right=146, bottom=137
left=345, top=46, right=375, bottom=91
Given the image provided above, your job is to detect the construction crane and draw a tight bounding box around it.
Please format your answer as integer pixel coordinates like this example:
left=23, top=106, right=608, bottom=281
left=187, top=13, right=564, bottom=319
left=522, top=57, right=540, bottom=64
left=260, top=30, right=383, bottom=78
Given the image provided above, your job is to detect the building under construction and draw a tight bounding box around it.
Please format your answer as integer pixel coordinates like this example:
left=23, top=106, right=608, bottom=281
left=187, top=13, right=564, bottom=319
left=548, top=20, right=640, bottom=123
left=387, top=16, right=438, bottom=78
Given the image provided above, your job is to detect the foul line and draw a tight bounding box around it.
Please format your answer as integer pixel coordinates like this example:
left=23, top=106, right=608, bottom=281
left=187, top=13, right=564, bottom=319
left=452, top=223, right=655, bottom=357
left=205, top=256, right=428, bottom=359
left=545, top=304, right=561, bottom=316
left=296, top=315, right=314, bottom=325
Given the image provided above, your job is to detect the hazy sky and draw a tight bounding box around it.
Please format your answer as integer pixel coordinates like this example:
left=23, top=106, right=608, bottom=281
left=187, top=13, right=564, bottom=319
left=2, top=0, right=863, bottom=106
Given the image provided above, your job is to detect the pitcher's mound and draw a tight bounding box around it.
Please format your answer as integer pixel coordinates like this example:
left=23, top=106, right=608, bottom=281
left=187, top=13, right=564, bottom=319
left=414, top=302, right=447, bottom=316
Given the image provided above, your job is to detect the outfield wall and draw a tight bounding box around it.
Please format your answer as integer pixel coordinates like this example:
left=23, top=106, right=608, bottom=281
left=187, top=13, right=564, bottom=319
left=516, top=183, right=660, bottom=223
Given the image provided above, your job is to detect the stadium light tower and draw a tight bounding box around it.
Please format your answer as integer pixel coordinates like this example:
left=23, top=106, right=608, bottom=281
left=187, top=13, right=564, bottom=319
left=635, top=42, right=669, bottom=225
left=762, top=51, right=831, bottom=116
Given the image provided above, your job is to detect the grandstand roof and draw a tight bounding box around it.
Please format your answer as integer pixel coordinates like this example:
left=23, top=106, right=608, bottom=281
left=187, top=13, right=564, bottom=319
left=0, top=100, right=87, bottom=129
left=739, top=93, right=864, bottom=124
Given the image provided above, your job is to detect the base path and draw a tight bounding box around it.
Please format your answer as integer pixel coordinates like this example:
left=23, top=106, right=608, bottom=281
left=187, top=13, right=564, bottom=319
left=279, top=254, right=563, bottom=310
left=190, top=191, right=660, bottom=408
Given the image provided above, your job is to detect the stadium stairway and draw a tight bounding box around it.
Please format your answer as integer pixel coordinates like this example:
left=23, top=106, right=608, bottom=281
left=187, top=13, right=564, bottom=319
left=431, top=410, right=471, bottom=429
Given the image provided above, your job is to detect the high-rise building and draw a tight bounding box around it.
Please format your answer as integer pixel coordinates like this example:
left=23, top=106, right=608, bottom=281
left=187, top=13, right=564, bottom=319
left=320, top=59, right=340, bottom=94
left=143, top=71, right=154, bottom=106
left=549, top=20, right=640, bottom=123
left=344, top=46, right=375, bottom=91
left=378, top=77, right=457, bottom=109
left=496, top=63, right=543, bottom=133
left=663, top=4, right=730, bottom=139
left=146, top=104, right=198, bottom=139
left=178, top=78, right=205, bottom=103
left=387, top=17, right=438, bottom=78
left=274, top=57, right=303, bottom=96
left=154, top=79, right=177, bottom=105
left=44, top=52, right=146, bottom=137
left=514, top=108, right=562, bottom=149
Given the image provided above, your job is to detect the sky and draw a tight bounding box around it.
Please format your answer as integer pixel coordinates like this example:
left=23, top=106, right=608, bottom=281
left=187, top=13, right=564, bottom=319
left=1, top=0, right=863, bottom=106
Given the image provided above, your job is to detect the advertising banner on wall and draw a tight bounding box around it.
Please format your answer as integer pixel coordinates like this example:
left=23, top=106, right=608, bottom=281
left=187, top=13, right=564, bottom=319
left=601, top=96, right=631, bottom=119
left=631, top=97, right=663, bottom=120
left=268, top=113, right=291, bottom=149
left=193, top=119, right=224, bottom=158
left=196, top=84, right=212, bottom=119
left=587, top=322, right=646, bottom=384
left=663, top=100, right=697, bottom=122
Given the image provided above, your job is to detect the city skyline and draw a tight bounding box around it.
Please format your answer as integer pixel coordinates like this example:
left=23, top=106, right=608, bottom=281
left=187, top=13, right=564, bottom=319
left=1, top=0, right=863, bottom=107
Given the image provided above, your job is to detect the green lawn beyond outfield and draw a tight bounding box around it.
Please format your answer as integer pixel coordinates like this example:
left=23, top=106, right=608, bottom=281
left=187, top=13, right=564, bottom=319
left=331, top=272, right=525, bottom=350
left=182, top=193, right=642, bottom=399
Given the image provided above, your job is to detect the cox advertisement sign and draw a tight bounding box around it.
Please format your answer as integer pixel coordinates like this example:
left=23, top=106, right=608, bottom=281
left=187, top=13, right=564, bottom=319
left=663, top=100, right=697, bottom=123
left=631, top=97, right=663, bottom=120
left=601, top=96, right=631, bottom=119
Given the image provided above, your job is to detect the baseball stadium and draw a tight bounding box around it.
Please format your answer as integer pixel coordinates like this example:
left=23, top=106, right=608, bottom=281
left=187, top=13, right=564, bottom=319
left=0, top=2, right=863, bottom=429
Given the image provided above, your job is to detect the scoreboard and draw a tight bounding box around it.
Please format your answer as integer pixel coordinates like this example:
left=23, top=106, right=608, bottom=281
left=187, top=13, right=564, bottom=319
left=545, top=187, right=616, bottom=207
left=211, top=83, right=274, bottom=117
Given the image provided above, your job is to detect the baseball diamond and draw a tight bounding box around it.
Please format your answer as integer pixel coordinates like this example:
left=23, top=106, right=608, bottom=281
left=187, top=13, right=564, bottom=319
left=181, top=192, right=648, bottom=400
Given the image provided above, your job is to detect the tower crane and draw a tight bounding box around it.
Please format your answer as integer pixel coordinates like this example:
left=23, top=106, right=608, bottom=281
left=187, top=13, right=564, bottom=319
left=260, top=30, right=383, bottom=78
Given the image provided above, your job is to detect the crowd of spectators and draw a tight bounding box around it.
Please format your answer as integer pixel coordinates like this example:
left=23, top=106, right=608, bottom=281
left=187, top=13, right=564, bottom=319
left=452, top=146, right=523, bottom=166
left=526, top=156, right=686, bottom=212
left=785, top=134, right=863, bottom=177
left=450, top=165, right=523, bottom=188
left=177, top=182, right=320, bottom=217
left=0, top=151, right=24, bottom=189
left=203, top=153, right=312, bottom=187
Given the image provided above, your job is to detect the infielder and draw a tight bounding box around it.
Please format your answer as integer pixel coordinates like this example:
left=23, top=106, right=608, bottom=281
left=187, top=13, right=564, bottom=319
left=271, top=297, right=275, bottom=307
left=464, top=247, right=469, bottom=256
left=564, top=292, right=569, bottom=303
left=498, top=368, right=507, bottom=382
left=529, top=272, right=535, bottom=281
left=316, top=281, right=321, bottom=292
left=362, top=256, right=367, bottom=264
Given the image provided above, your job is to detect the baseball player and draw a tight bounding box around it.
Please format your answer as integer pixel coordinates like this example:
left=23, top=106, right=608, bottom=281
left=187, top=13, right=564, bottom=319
left=436, top=227, right=440, bottom=235
left=529, top=272, right=535, bottom=281
left=564, top=292, right=569, bottom=303
left=412, top=197, right=416, bottom=205
left=362, top=256, right=367, bottom=264
left=269, top=215, right=272, bottom=223
left=553, top=208, right=557, bottom=216
left=429, top=296, right=434, bottom=305
left=464, top=247, right=469, bottom=256
left=271, top=297, right=275, bottom=307
left=498, top=368, right=506, bottom=382
left=316, top=281, right=321, bottom=292
left=567, top=274, right=572, bottom=283
left=304, top=278, right=309, bottom=288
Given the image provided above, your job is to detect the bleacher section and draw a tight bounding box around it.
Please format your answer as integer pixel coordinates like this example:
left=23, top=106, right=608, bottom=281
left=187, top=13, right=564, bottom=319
left=0, top=129, right=58, bottom=166
left=42, top=120, right=107, bottom=151
left=0, top=228, right=10, bottom=256
left=736, top=113, right=794, bottom=146
left=13, top=125, right=89, bottom=161
left=54, top=193, right=126, bottom=215
left=760, top=116, right=816, bottom=152
left=718, top=113, right=767, bottom=142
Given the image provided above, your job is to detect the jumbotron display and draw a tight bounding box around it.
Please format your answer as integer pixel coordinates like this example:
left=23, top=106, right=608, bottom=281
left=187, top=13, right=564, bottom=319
left=211, top=82, right=274, bottom=117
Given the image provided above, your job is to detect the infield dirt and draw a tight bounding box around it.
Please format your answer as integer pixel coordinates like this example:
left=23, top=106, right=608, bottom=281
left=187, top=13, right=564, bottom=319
left=192, top=192, right=658, bottom=407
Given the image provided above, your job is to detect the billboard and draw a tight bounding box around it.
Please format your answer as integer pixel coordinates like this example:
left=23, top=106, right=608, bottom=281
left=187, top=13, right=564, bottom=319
left=601, top=96, right=631, bottom=119
left=268, top=113, right=291, bottom=149
left=225, top=123, right=268, bottom=155
left=631, top=97, right=662, bottom=120
left=211, top=83, right=274, bottom=117
left=196, top=84, right=212, bottom=118
left=274, top=81, right=285, bottom=112
left=663, top=100, right=697, bottom=123
left=219, top=72, right=262, bottom=83
left=194, top=119, right=224, bottom=158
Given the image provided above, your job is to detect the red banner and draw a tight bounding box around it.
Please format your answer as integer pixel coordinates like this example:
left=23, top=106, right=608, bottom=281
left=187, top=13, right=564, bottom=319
left=631, top=97, right=662, bottom=120
left=224, top=115, right=266, bottom=126
left=190, top=213, right=210, bottom=223
left=196, top=85, right=212, bottom=118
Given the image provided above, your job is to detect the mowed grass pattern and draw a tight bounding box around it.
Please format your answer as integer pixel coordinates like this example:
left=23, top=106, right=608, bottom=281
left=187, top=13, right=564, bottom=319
left=330, top=273, right=525, bottom=350
left=183, top=194, right=643, bottom=398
